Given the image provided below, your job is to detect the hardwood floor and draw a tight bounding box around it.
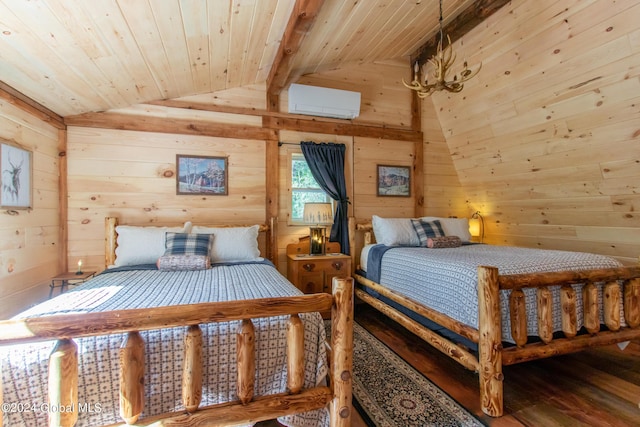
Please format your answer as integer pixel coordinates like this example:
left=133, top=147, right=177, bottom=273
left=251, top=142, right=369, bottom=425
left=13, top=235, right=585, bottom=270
left=355, top=304, right=640, bottom=426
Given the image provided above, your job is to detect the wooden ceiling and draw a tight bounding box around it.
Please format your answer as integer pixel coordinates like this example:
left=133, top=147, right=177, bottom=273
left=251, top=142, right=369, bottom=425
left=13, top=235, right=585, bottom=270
left=0, top=0, right=482, bottom=117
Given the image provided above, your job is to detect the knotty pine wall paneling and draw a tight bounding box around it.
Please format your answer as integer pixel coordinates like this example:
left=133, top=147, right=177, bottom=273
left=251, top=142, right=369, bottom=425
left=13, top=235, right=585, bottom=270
left=66, top=126, right=266, bottom=272
left=420, top=97, right=467, bottom=219
left=353, top=137, right=416, bottom=220
left=0, top=100, right=61, bottom=318
left=429, top=0, right=640, bottom=263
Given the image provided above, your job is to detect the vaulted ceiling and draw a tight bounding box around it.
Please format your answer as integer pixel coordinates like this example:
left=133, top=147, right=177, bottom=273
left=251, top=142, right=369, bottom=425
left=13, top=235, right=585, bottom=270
left=0, top=0, right=486, bottom=117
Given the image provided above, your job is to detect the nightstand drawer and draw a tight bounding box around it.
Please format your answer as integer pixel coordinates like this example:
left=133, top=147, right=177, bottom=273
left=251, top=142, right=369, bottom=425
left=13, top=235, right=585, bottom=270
left=298, top=271, right=324, bottom=294
left=287, top=253, right=351, bottom=294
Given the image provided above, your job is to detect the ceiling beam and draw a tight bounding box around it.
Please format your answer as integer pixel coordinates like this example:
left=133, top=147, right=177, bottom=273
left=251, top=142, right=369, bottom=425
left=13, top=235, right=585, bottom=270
left=266, top=0, right=325, bottom=109
left=0, top=81, right=65, bottom=129
left=411, top=0, right=511, bottom=66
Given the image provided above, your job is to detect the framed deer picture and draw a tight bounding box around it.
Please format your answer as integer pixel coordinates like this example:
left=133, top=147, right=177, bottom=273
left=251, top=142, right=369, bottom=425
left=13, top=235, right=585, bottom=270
left=1, top=142, right=32, bottom=209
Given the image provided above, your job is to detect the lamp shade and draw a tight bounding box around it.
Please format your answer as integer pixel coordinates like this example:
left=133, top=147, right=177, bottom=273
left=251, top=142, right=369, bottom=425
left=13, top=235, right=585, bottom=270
left=303, top=203, right=333, bottom=225
left=468, top=218, right=480, bottom=237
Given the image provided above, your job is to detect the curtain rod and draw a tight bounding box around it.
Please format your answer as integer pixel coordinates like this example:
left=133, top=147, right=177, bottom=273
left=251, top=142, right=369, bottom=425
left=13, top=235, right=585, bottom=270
left=278, top=141, right=300, bottom=146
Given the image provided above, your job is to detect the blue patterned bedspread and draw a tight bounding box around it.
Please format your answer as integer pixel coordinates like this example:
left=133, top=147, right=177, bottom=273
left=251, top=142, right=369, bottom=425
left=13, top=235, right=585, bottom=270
left=364, top=244, right=622, bottom=343
left=2, top=263, right=328, bottom=427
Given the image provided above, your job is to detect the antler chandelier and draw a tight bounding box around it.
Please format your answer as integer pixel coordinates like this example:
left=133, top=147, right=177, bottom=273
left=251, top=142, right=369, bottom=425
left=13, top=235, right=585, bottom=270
left=403, top=0, right=481, bottom=97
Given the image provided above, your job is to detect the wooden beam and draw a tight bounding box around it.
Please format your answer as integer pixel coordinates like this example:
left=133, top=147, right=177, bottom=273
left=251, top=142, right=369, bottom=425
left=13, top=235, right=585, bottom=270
left=267, top=0, right=326, bottom=97
left=57, top=129, right=68, bottom=274
left=263, top=115, right=422, bottom=142
left=147, top=99, right=266, bottom=117
left=149, top=99, right=419, bottom=136
left=411, top=0, right=511, bottom=66
left=414, top=138, right=424, bottom=215
left=266, top=138, right=279, bottom=267
left=65, top=102, right=421, bottom=142
left=64, top=112, right=277, bottom=140
left=0, top=81, right=65, bottom=129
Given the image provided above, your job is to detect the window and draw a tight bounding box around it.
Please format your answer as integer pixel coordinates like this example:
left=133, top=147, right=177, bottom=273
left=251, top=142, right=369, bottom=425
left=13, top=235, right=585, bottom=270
left=291, top=154, right=331, bottom=223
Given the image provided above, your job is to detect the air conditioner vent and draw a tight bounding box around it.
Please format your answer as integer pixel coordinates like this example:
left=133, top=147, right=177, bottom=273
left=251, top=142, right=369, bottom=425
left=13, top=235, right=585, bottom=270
left=288, top=84, right=361, bottom=119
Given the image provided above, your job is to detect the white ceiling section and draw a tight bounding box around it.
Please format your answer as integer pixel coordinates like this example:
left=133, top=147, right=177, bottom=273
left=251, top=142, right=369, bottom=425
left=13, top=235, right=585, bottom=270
left=0, top=0, right=474, bottom=117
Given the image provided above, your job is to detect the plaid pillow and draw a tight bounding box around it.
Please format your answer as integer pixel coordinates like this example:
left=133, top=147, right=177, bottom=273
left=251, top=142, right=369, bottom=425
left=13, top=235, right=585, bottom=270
left=164, top=232, right=212, bottom=256
left=410, top=219, right=445, bottom=247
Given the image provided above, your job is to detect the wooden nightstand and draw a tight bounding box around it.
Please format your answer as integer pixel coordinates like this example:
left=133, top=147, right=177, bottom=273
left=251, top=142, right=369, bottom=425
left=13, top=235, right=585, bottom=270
left=49, top=271, right=96, bottom=298
left=286, top=239, right=351, bottom=295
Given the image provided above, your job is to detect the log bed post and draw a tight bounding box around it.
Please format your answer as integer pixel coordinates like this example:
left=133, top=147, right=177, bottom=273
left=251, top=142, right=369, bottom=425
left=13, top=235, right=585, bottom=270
left=508, top=289, right=527, bottom=347
left=183, top=324, right=203, bottom=413
left=287, top=314, right=305, bottom=394
left=477, top=266, right=503, bottom=417
left=119, top=331, right=145, bottom=424
left=537, top=287, right=553, bottom=343
left=105, top=217, right=118, bottom=267
left=560, top=285, right=577, bottom=338
left=48, top=339, right=78, bottom=427
left=237, top=319, right=256, bottom=405
left=603, top=282, right=621, bottom=332
left=330, top=277, right=354, bottom=427
left=624, top=278, right=640, bottom=328
left=583, top=282, right=600, bottom=334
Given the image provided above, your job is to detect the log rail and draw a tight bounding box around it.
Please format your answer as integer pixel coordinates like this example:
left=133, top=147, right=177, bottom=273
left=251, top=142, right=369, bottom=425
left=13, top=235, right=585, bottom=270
left=0, top=277, right=354, bottom=427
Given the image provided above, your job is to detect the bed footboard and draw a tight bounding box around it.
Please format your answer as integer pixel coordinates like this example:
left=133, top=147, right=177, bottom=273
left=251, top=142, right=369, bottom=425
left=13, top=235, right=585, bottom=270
left=0, top=278, right=354, bottom=427
left=477, top=265, right=640, bottom=417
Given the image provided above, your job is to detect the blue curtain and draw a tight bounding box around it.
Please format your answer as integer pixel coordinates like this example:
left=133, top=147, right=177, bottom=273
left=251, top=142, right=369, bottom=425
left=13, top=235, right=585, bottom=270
left=300, top=141, right=350, bottom=255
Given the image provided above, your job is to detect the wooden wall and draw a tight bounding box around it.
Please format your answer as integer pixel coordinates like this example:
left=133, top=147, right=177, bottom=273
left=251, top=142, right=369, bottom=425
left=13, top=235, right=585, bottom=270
left=66, top=125, right=266, bottom=272
left=63, top=64, right=424, bottom=280
left=0, top=98, right=61, bottom=318
left=421, top=97, right=466, bottom=218
left=426, top=0, right=640, bottom=264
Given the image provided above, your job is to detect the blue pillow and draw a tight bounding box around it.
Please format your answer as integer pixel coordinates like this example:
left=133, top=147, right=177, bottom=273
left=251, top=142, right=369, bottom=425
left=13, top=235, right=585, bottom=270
left=411, top=219, right=445, bottom=247
left=164, top=233, right=212, bottom=256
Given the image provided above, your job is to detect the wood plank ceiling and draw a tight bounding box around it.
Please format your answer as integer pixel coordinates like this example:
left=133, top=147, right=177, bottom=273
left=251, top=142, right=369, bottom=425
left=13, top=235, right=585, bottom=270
left=0, top=0, right=479, bottom=117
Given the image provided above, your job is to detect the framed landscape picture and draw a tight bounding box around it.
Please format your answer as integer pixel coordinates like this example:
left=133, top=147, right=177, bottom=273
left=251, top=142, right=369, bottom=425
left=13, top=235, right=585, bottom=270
left=1, top=142, right=32, bottom=209
left=377, top=164, right=410, bottom=197
left=176, top=155, right=228, bottom=195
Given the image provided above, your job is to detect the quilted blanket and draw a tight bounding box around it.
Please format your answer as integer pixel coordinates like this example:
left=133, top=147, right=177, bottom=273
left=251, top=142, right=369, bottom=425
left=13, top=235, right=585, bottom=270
left=1, top=263, right=329, bottom=427
left=364, top=244, right=623, bottom=343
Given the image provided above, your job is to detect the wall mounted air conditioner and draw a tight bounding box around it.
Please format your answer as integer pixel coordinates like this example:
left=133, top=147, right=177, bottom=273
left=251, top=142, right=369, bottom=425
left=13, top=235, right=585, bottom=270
left=288, top=83, right=361, bottom=119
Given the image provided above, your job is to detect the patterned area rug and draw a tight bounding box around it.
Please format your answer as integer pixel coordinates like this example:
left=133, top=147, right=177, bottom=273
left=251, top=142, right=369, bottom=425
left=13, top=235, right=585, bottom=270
left=328, top=322, right=484, bottom=427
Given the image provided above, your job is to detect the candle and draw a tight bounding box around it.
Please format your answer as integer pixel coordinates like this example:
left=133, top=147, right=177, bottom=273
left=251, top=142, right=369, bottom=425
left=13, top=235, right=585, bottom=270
left=76, top=259, right=83, bottom=275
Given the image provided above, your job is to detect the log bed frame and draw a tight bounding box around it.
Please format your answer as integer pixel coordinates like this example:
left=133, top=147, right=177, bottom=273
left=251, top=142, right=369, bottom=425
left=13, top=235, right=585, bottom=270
left=0, top=217, right=354, bottom=427
left=348, top=220, right=640, bottom=417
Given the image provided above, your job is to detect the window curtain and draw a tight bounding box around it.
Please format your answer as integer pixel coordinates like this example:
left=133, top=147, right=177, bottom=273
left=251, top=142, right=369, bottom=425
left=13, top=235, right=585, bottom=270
left=300, top=141, right=350, bottom=255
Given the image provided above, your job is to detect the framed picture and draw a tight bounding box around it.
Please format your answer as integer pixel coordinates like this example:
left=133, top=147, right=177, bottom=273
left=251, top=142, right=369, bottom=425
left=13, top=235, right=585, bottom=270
left=176, top=155, right=228, bottom=195
left=1, top=142, right=32, bottom=209
left=377, top=164, right=411, bottom=197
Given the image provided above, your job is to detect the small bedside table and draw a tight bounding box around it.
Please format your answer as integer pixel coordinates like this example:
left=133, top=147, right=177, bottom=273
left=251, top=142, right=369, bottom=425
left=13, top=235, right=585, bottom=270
left=286, top=239, right=351, bottom=295
left=49, top=271, right=96, bottom=298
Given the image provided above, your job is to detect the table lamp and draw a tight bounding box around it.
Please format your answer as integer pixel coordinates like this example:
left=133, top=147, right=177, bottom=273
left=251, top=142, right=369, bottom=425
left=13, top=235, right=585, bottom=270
left=303, top=202, right=333, bottom=255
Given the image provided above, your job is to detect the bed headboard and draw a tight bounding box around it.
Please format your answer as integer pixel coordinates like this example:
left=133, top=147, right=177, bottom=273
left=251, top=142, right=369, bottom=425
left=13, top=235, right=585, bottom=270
left=104, top=217, right=272, bottom=268
left=347, top=219, right=375, bottom=272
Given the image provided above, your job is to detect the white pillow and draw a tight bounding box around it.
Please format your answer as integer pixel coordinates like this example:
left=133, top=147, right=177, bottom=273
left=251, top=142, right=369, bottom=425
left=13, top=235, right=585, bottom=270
left=191, top=225, right=261, bottom=262
left=371, top=215, right=420, bottom=246
left=421, top=216, right=472, bottom=242
left=114, top=224, right=187, bottom=267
